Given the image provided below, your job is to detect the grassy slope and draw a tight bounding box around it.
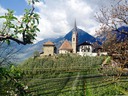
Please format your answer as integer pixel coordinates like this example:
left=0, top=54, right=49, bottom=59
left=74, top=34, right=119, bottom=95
left=19, top=54, right=128, bottom=96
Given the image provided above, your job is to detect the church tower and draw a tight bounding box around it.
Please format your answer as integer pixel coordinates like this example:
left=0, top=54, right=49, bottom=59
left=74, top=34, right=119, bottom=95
left=72, top=20, right=78, bottom=53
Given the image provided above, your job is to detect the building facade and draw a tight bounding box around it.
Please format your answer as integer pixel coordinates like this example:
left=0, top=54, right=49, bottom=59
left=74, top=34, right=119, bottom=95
left=43, top=41, right=55, bottom=56
left=77, top=41, right=95, bottom=56
left=59, top=21, right=94, bottom=56
left=41, top=21, right=107, bottom=56
left=59, top=40, right=73, bottom=54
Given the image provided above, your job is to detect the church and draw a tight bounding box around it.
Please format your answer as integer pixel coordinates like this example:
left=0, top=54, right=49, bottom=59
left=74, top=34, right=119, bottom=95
left=59, top=21, right=95, bottom=56
left=42, top=21, right=107, bottom=56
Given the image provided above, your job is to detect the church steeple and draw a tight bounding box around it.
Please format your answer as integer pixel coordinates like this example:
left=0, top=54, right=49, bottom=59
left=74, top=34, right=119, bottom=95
left=72, top=20, right=78, bottom=53
left=73, top=19, right=77, bottom=33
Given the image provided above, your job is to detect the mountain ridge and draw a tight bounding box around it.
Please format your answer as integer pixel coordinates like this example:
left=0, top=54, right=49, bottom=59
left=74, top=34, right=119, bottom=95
left=2, top=28, right=98, bottom=62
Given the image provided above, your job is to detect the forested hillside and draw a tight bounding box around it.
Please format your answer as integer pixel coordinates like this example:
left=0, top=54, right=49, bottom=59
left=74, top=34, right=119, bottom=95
left=18, top=55, right=128, bottom=96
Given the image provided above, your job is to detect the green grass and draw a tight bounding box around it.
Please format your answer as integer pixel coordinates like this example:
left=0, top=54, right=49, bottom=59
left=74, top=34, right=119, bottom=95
left=19, top=54, right=128, bottom=96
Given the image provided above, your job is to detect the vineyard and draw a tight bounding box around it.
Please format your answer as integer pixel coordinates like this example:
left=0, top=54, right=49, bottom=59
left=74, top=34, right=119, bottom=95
left=19, top=54, right=128, bottom=96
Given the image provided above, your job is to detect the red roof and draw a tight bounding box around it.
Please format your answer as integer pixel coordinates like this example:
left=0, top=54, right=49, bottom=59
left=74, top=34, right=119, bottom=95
left=59, top=40, right=73, bottom=50
left=43, top=41, right=55, bottom=46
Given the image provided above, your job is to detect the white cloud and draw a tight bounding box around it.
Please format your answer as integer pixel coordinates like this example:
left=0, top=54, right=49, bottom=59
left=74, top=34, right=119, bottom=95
left=0, top=0, right=111, bottom=42
left=33, top=0, right=102, bottom=41
left=0, top=5, right=7, bottom=15
left=0, top=6, right=7, bottom=30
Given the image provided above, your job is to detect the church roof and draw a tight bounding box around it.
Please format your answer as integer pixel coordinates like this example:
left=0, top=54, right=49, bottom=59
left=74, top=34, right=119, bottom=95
left=78, top=41, right=92, bottom=46
left=74, top=20, right=77, bottom=32
left=43, top=41, right=55, bottom=46
left=73, top=20, right=77, bottom=34
left=59, top=40, right=73, bottom=50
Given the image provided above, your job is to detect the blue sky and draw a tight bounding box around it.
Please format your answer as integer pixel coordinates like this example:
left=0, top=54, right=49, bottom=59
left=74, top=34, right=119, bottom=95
left=0, top=0, right=112, bottom=42
left=0, top=0, right=30, bottom=15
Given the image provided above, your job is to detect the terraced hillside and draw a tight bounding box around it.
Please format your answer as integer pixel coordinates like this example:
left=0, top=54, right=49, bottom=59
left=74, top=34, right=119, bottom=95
left=19, top=55, right=128, bottom=96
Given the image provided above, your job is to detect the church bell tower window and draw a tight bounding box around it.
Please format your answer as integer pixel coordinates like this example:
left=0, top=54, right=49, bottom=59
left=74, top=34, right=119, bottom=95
left=73, top=38, right=75, bottom=41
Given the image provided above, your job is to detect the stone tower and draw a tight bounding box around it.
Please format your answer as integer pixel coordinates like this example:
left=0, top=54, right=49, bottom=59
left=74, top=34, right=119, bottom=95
left=43, top=41, right=55, bottom=56
left=72, top=20, right=78, bottom=53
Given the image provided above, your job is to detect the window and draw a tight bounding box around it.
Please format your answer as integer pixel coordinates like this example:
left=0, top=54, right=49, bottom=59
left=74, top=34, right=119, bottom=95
left=73, top=38, right=75, bottom=41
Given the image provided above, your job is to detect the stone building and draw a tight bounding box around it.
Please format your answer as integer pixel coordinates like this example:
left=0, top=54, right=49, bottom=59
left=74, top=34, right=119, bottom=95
left=43, top=41, right=55, bottom=56
left=77, top=41, right=93, bottom=56
left=59, top=21, right=78, bottom=54
left=59, top=40, right=73, bottom=54
left=44, top=21, right=107, bottom=56
left=59, top=21, right=94, bottom=56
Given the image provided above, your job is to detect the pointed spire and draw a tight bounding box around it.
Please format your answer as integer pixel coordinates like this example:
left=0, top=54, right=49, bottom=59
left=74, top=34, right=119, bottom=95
left=73, top=19, right=77, bottom=32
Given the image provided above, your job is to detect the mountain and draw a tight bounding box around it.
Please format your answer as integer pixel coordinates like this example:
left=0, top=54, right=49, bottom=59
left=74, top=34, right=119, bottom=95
left=2, top=28, right=98, bottom=63
left=64, top=28, right=97, bottom=45
left=96, top=26, right=128, bottom=42
left=114, top=26, right=128, bottom=42
left=17, top=26, right=128, bottom=62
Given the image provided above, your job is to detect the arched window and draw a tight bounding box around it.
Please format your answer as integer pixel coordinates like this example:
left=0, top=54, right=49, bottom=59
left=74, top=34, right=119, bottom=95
left=73, top=38, right=75, bottom=41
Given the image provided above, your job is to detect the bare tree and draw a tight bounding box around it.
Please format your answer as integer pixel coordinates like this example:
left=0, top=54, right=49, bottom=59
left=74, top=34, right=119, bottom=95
left=95, top=0, right=128, bottom=75
left=96, top=0, right=128, bottom=31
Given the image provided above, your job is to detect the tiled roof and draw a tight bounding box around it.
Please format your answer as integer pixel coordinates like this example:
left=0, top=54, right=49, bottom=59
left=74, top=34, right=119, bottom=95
left=78, top=41, right=92, bottom=46
left=59, top=40, right=73, bottom=50
left=43, top=41, right=55, bottom=46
